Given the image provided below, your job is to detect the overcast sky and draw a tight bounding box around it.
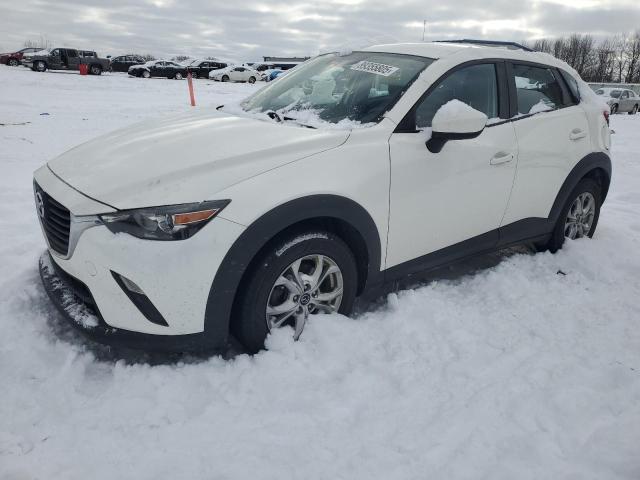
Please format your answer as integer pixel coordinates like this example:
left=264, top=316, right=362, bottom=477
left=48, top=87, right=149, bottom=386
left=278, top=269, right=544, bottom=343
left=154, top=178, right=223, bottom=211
left=1, top=0, right=639, bottom=62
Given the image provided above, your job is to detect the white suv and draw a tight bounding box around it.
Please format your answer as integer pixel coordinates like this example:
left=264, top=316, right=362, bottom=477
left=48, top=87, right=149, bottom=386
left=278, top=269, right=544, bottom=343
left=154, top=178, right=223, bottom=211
left=35, top=41, right=612, bottom=353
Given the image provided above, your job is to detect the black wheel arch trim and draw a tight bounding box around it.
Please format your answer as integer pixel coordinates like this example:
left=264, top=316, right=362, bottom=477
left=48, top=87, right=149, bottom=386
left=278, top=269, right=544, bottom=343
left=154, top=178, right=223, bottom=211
left=203, top=194, right=383, bottom=347
left=547, top=151, right=611, bottom=227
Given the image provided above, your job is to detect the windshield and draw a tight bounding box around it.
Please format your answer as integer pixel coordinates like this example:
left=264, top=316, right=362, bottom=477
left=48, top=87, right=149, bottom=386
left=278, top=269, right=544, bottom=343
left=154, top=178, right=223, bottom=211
left=241, top=52, right=434, bottom=125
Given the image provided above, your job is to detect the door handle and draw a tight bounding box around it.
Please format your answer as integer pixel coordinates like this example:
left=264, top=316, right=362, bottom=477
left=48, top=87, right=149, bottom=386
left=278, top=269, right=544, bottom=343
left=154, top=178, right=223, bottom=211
left=490, top=151, right=514, bottom=165
left=570, top=128, right=587, bottom=141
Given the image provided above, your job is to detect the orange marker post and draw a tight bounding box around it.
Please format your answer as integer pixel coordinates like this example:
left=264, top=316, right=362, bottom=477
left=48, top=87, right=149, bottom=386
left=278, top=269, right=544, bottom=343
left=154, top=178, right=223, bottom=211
left=187, top=71, right=196, bottom=107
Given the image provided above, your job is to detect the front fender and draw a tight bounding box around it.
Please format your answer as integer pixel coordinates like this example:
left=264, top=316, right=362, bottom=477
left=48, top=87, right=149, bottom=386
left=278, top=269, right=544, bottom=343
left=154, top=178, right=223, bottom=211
left=203, top=194, right=382, bottom=344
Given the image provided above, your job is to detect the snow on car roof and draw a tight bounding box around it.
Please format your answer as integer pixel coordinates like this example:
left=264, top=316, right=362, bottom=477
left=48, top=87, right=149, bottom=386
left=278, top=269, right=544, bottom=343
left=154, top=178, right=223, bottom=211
left=363, top=42, right=568, bottom=67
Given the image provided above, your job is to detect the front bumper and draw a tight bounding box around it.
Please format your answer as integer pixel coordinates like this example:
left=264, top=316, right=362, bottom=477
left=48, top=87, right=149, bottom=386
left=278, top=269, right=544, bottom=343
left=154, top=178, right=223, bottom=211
left=39, top=252, right=215, bottom=352
left=34, top=166, right=246, bottom=351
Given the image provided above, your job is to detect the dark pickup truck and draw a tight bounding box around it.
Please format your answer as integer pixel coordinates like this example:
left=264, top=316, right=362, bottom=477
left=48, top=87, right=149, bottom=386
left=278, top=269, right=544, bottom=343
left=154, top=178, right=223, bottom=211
left=23, top=48, right=110, bottom=75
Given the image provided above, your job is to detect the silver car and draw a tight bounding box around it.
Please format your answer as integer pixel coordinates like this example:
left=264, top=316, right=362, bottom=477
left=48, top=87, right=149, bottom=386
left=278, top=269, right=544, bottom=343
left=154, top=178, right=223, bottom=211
left=595, top=87, right=639, bottom=115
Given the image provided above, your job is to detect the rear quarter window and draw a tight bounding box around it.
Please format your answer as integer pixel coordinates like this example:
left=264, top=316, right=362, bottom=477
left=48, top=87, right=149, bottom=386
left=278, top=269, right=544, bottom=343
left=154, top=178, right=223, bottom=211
left=559, top=70, right=580, bottom=104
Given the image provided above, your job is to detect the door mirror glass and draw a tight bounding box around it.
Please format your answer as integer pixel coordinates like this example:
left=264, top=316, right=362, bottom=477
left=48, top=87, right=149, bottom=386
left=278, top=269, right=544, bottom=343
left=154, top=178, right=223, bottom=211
left=431, top=100, right=488, bottom=134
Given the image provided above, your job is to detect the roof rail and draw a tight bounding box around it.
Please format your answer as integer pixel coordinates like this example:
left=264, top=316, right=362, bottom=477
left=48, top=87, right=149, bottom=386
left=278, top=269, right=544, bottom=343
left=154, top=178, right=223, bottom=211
left=434, top=39, right=534, bottom=52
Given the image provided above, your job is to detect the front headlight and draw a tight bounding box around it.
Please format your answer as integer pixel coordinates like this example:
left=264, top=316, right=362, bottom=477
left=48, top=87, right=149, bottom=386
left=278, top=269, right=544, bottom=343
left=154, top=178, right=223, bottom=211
left=99, top=200, right=230, bottom=240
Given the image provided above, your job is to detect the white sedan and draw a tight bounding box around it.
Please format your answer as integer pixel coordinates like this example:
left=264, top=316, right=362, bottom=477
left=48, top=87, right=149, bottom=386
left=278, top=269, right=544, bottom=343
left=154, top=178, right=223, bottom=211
left=209, top=65, right=259, bottom=83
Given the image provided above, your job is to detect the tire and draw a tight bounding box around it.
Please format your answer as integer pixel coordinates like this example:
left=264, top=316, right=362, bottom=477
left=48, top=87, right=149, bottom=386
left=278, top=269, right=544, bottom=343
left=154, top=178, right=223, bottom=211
left=142, top=70, right=150, bottom=79
left=221, top=75, right=229, bottom=82
left=629, top=104, right=638, bottom=115
left=248, top=76, right=256, bottom=84
left=89, top=64, right=102, bottom=75
left=190, top=71, right=197, bottom=79
left=174, top=72, right=183, bottom=80
left=35, top=61, right=47, bottom=72
left=539, top=178, right=602, bottom=253
left=233, top=231, right=358, bottom=353
left=610, top=104, right=618, bottom=114
left=7, top=58, right=19, bottom=67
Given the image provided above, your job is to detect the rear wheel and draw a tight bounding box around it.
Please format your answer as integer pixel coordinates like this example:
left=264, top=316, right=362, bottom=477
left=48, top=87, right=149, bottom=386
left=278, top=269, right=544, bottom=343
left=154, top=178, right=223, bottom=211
left=629, top=104, right=638, bottom=115
left=7, top=58, right=19, bottom=67
left=539, top=178, right=601, bottom=253
left=233, top=231, right=358, bottom=353
left=35, top=61, right=47, bottom=72
left=89, top=64, right=102, bottom=75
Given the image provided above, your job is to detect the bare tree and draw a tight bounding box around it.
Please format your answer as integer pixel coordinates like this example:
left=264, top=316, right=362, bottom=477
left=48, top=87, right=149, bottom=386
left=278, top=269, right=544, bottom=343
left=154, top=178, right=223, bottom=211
left=23, top=34, right=53, bottom=50
left=624, top=31, right=640, bottom=83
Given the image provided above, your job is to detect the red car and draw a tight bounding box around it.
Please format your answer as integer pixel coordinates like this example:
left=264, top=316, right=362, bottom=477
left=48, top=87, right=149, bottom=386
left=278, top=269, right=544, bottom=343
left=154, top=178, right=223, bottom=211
left=0, top=47, right=42, bottom=66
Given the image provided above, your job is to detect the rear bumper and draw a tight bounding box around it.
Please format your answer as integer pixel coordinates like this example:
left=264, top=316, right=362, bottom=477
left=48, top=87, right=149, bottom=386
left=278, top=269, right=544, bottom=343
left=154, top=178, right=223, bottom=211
left=39, top=252, right=218, bottom=352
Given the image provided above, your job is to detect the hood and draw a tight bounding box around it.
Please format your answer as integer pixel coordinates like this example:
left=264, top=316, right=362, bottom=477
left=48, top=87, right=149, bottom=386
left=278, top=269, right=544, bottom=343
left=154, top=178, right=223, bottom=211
left=47, top=109, right=349, bottom=211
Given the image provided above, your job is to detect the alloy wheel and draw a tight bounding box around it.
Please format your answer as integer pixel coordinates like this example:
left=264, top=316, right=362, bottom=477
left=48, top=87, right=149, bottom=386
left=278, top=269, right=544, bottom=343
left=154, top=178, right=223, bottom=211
left=564, top=192, right=595, bottom=240
left=266, top=254, right=343, bottom=339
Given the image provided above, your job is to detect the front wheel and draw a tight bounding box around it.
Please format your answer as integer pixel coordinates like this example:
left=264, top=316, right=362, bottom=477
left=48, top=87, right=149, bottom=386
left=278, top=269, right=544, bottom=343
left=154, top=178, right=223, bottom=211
left=540, top=178, right=601, bottom=253
left=610, top=104, right=618, bottom=114
left=174, top=72, right=183, bottom=80
left=35, top=61, right=47, bottom=72
left=221, top=75, right=229, bottom=82
left=233, top=231, right=358, bottom=353
left=142, top=70, right=150, bottom=78
left=629, top=105, right=638, bottom=115
left=248, top=76, right=256, bottom=84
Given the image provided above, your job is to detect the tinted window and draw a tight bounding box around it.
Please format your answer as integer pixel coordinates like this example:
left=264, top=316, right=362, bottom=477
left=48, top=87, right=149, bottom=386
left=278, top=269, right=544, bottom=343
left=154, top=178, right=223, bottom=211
left=512, top=64, right=564, bottom=114
left=415, top=63, right=498, bottom=129
left=622, top=91, right=629, bottom=98
left=559, top=69, right=580, bottom=104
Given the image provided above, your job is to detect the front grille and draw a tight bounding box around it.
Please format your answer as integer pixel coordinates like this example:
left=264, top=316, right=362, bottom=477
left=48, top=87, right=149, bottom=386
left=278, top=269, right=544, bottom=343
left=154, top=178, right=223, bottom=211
left=35, top=183, right=71, bottom=256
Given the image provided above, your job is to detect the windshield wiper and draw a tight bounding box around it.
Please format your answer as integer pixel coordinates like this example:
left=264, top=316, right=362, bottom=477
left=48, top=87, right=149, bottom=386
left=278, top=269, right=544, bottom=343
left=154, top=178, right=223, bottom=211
left=282, top=116, right=317, bottom=129
left=266, top=110, right=282, bottom=122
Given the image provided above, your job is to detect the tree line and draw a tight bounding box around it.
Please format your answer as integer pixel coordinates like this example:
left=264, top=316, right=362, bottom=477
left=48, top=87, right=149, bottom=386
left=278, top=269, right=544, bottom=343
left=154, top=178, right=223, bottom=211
left=525, top=31, right=640, bottom=84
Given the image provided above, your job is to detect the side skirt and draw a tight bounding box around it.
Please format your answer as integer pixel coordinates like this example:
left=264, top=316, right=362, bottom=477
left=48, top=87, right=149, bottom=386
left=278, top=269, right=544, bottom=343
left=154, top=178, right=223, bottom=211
left=375, top=217, right=551, bottom=296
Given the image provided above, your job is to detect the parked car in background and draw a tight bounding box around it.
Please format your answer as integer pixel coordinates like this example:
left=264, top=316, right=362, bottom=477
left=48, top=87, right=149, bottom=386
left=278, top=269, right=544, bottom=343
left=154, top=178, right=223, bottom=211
left=128, top=60, right=187, bottom=79
left=110, top=55, right=146, bottom=72
left=253, top=61, right=303, bottom=73
left=186, top=59, right=228, bottom=78
left=34, top=41, right=611, bottom=354
left=595, top=87, right=639, bottom=114
left=22, top=48, right=110, bottom=75
left=0, top=47, right=41, bottom=66
left=209, top=65, right=259, bottom=83
left=265, top=69, right=289, bottom=82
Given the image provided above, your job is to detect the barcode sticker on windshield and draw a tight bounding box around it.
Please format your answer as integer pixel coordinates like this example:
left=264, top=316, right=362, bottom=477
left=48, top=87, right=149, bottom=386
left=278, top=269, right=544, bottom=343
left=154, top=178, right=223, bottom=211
left=350, top=60, right=399, bottom=77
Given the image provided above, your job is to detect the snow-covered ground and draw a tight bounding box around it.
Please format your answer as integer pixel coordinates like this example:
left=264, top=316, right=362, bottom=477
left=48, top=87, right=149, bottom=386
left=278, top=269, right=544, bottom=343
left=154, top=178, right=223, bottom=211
left=1, top=66, right=639, bottom=479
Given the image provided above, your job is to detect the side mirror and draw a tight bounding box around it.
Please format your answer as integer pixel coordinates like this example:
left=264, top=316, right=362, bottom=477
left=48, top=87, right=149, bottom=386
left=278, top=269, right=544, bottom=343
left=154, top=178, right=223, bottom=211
left=426, top=100, right=488, bottom=153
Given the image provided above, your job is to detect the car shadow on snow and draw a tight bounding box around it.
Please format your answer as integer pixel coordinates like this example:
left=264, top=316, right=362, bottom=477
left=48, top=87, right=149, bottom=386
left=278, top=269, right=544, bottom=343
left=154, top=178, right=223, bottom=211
left=41, top=244, right=533, bottom=365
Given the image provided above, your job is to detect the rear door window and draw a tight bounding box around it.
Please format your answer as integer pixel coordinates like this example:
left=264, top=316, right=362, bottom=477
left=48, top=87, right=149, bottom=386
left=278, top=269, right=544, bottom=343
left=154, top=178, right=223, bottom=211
left=512, top=64, right=564, bottom=114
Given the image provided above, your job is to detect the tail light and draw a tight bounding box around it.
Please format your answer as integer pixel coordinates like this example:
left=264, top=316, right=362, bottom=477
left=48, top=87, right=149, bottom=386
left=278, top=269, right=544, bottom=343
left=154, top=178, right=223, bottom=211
left=603, top=110, right=610, bottom=125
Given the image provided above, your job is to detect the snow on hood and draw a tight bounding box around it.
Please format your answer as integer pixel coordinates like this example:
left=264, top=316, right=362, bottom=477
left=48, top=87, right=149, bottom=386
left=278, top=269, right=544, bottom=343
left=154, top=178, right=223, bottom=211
left=47, top=109, right=349, bottom=210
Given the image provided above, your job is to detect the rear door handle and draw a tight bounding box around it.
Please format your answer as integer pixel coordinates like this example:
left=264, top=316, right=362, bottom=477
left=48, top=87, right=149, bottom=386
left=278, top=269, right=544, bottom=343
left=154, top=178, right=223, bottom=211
left=570, top=128, right=587, bottom=141
left=490, top=151, right=514, bottom=165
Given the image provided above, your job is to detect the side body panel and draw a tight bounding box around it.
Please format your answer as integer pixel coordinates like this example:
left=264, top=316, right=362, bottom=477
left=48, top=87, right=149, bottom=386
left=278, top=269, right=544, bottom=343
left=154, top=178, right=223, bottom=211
left=502, top=106, right=592, bottom=224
